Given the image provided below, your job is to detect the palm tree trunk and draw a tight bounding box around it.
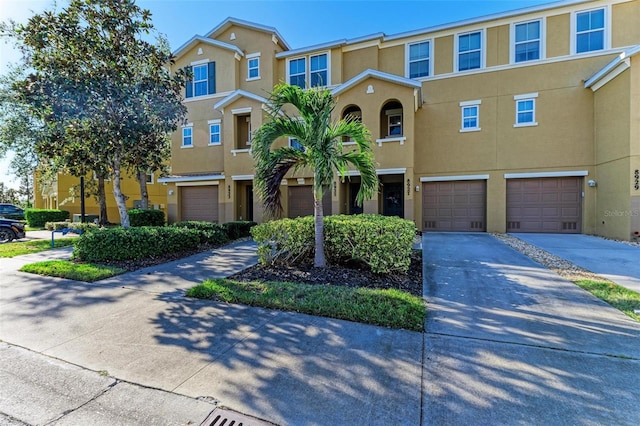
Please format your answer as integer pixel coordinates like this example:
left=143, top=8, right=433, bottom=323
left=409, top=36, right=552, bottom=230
left=313, top=184, right=326, bottom=268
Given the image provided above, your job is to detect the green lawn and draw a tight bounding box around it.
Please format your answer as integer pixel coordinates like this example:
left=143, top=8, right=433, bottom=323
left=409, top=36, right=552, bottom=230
left=187, top=278, right=426, bottom=331
left=0, top=238, right=76, bottom=258
left=575, top=279, right=640, bottom=322
left=20, top=260, right=125, bottom=282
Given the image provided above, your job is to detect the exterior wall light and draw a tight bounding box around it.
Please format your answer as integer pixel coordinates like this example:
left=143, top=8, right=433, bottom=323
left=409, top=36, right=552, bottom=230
left=588, top=180, right=597, bottom=187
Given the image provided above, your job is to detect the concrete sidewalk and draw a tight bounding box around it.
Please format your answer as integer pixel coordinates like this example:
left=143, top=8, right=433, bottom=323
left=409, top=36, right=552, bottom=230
left=0, top=240, right=423, bottom=425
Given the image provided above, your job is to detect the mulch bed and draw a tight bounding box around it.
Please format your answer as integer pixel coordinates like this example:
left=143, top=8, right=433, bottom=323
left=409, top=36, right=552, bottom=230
left=229, top=250, right=424, bottom=297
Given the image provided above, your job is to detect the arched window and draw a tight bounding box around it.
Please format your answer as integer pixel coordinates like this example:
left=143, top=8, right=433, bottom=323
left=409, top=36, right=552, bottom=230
left=380, top=101, right=403, bottom=139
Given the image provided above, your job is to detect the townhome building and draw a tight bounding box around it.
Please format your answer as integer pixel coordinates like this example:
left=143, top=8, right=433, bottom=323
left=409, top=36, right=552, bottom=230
left=42, top=0, right=640, bottom=240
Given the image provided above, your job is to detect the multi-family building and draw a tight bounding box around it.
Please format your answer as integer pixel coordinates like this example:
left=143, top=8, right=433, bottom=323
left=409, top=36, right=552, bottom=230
left=41, top=0, right=640, bottom=240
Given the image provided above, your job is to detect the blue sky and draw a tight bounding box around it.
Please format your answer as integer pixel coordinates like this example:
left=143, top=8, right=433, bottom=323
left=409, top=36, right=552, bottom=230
left=0, top=0, right=559, bottom=187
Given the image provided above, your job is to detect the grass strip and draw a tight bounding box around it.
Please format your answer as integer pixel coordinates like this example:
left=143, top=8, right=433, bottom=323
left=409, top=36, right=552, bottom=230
left=20, top=260, right=125, bottom=282
left=574, top=279, right=640, bottom=322
left=187, top=278, right=426, bottom=331
left=0, top=238, right=76, bottom=258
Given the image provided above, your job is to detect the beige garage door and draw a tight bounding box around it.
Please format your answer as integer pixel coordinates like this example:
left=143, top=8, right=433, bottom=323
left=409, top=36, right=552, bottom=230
left=180, top=185, right=219, bottom=222
left=506, top=177, right=581, bottom=233
left=288, top=186, right=331, bottom=218
left=422, top=180, right=486, bottom=232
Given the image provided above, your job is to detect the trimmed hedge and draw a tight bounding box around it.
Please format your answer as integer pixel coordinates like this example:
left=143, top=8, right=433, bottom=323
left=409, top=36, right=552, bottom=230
left=24, top=209, right=70, bottom=228
left=171, top=221, right=229, bottom=245
left=251, top=214, right=416, bottom=274
left=223, top=221, right=257, bottom=240
left=45, top=221, right=99, bottom=233
left=73, top=226, right=201, bottom=262
left=129, top=209, right=165, bottom=227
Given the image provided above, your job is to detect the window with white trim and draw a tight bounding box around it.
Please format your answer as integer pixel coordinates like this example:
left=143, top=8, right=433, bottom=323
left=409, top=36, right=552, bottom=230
left=182, top=126, right=193, bottom=147
left=145, top=173, right=154, bottom=184
left=288, top=53, right=329, bottom=88
left=514, top=20, right=541, bottom=62
left=408, top=40, right=430, bottom=78
left=289, top=137, right=304, bottom=152
left=247, top=53, right=260, bottom=80
left=457, top=31, right=482, bottom=71
left=460, top=100, right=481, bottom=132
left=575, top=8, right=605, bottom=53
left=514, top=93, right=538, bottom=127
left=185, top=61, right=216, bottom=98
left=387, top=109, right=403, bottom=136
left=209, top=120, right=221, bottom=145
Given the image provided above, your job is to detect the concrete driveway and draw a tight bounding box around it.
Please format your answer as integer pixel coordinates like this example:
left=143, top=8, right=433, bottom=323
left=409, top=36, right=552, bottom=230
left=513, top=233, right=640, bottom=293
left=422, top=233, right=640, bottom=425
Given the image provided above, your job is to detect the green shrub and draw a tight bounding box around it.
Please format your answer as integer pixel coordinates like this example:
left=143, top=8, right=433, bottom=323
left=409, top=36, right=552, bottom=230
left=72, top=226, right=201, bottom=262
left=324, top=214, right=416, bottom=274
left=128, top=209, right=165, bottom=227
left=223, top=221, right=257, bottom=240
left=251, top=216, right=315, bottom=265
left=24, top=209, right=70, bottom=228
left=171, top=221, right=229, bottom=245
left=45, top=221, right=99, bottom=233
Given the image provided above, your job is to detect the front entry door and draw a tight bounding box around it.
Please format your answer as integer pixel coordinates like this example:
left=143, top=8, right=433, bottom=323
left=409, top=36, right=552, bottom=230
left=349, top=182, right=363, bottom=214
left=382, top=182, right=404, bottom=217
left=245, top=185, right=254, bottom=221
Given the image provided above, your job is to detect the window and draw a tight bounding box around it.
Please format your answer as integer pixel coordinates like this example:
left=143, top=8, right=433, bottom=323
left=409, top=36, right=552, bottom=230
left=185, top=61, right=216, bottom=98
left=408, top=41, right=430, bottom=78
left=289, top=137, right=304, bottom=152
left=457, top=31, right=482, bottom=71
left=145, top=173, right=154, bottom=184
left=247, top=53, right=260, bottom=80
left=514, top=93, right=538, bottom=127
left=460, top=100, right=481, bottom=132
left=387, top=110, right=402, bottom=136
left=209, top=121, right=221, bottom=145
left=514, top=20, right=541, bottom=62
left=289, top=58, right=306, bottom=88
left=288, top=53, right=329, bottom=88
left=575, top=8, right=605, bottom=53
left=182, top=126, right=193, bottom=147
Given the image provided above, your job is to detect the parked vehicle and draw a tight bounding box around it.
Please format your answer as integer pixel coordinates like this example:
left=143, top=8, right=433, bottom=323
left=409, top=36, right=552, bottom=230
left=0, top=203, right=25, bottom=220
left=0, top=218, right=26, bottom=243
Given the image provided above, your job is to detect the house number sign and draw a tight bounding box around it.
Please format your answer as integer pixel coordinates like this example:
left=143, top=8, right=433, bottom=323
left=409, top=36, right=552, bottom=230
left=635, top=169, right=639, bottom=191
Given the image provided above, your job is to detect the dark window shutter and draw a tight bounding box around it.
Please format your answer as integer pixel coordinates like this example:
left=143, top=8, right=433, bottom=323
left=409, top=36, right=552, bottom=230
left=185, top=66, right=193, bottom=98
left=208, top=61, right=216, bottom=95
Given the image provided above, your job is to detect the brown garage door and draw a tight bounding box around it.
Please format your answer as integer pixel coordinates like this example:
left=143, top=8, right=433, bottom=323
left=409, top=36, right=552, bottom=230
left=288, top=186, right=331, bottom=218
left=422, top=180, right=486, bottom=231
left=506, top=177, right=581, bottom=233
left=180, top=185, right=219, bottom=222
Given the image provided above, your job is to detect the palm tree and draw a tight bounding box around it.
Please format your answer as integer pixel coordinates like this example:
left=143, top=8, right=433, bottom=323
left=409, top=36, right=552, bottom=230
left=252, top=84, right=378, bottom=268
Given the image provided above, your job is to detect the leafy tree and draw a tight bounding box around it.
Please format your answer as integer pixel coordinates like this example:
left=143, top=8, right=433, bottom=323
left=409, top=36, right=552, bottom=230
left=252, top=84, right=379, bottom=268
left=2, top=0, right=187, bottom=227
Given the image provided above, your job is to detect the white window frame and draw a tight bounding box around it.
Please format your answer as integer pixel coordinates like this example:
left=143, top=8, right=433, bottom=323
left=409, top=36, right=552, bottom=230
left=289, top=137, right=304, bottom=152
left=286, top=51, right=331, bottom=88
left=511, top=19, right=545, bottom=64
left=455, top=30, right=484, bottom=72
left=459, top=100, right=481, bottom=132
left=571, top=6, right=609, bottom=54
left=192, top=64, right=208, bottom=97
left=514, top=93, right=538, bottom=127
left=385, top=108, right=403, bottom=137
left=145, top=173, right=154, bottom=184
left=246, top=52, right=261, bottom=81
left=181, top=124, right=194, bottom=148
left=208, top=119, right=221, bottom=146
left=406, top=39, right=432, bottom=79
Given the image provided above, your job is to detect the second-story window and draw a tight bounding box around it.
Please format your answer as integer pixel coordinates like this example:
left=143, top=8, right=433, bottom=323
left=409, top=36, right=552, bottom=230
left=288, top=53, right=330, bottom=88
left=185, top=61, right=216, bottom=98
left=182, top=126, right=193, bottom=147
left=388, top=110, right=403, bottom=136
left=289, top=137, right=304, bottom=152
left=457, top=31, right=482, bottom=71
left=575, top=8, right=605, bottom=53
left=408, top=41, right=430, bottom=78
left=247, top=53, right=260, bottom=80
left=514, top=20, right=541, bottom=62
left=209, top=120, right=221, bottom=145
left=310, top=54, right=328, bottom=87
left=514, top=93, right=538, bottom=127
left=289, top=58, right=306, bottom=88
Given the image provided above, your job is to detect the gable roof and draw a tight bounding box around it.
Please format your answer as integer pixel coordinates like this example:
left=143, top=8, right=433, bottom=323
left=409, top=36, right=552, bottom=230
left=172, top=35, right=244, bottom=58
left=213, top=89, right=269, bottom=111
left=584, top=45, right=640, bottom=91
left=205, top=17, right=291, bottom=51
left=332, top=69, right=422, bottom=96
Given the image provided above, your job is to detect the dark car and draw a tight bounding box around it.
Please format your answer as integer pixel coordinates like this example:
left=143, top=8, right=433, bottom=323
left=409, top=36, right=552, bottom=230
left=0, top=218, right=26, bottom=243
left=0, top=203, right=25, bottom=220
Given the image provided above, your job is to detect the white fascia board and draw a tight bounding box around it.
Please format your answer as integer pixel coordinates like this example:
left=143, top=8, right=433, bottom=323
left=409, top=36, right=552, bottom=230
left=158, top=174, right=225, bottom=183
left=584, top=44, right=639, bottom=90
left=420, top=174, right=489, bottom=182
left=504, top=170, right=589, bottom=179
left=276, top=39, right=347, bottom=59
left=205, top=17, right=291, bottom=50
left=213, top=90, right=268, bottom=110
left=231, top=175, right=255, bottom=181
left=341, top=168, right=407, bottom=177
left=172, top=35, right=244, bottom=58
left=332, top=69, right=421, bottom=96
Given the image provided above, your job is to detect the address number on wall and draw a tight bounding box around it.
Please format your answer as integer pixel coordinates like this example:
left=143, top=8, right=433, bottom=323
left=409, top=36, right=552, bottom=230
left=635, top=169, right=639, bottom=191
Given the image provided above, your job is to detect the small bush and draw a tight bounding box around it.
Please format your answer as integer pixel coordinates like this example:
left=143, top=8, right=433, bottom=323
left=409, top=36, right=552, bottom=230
left=223, top=221, right=257, bottom=240
left=73, top=226, right=201, bottom=262
left=128, top=209, right=165, bottom=227
left=251, top=216, right=315, bottom=265
left=171, top=221, right=229, bottom=245
left=45, top=221, right=99, bottom=233
left=24, top=209, right=70, bottom=228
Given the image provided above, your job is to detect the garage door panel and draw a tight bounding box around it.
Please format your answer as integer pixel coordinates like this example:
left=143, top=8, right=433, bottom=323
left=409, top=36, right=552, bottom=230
left=180, top=186, right=219, bottom=222
left=507, top=177, right=581, bottom=233
left=422, top=180, right=486, bottom=232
